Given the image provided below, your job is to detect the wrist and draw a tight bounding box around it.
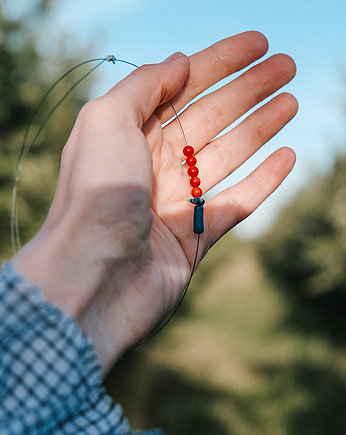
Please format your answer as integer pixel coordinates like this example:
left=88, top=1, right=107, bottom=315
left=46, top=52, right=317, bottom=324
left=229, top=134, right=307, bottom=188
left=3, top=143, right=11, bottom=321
left=11, top=224, right=97, bottom=321
left=11, top=185, right=153, bottom=373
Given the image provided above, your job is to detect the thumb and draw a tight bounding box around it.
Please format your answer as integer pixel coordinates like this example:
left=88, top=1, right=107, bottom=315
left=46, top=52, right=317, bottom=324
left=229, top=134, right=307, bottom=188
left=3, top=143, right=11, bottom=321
left=106, top=52, right=190, bottom=126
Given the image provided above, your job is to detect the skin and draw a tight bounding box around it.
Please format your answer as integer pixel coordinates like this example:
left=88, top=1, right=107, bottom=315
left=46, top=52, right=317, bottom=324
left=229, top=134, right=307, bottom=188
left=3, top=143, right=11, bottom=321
left=11, top=31, right=298, bottom=375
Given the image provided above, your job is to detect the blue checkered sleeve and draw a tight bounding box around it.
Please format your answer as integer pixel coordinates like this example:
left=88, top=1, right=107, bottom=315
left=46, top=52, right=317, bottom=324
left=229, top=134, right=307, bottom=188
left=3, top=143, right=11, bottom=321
left=0, top=263, right=163, bottom=435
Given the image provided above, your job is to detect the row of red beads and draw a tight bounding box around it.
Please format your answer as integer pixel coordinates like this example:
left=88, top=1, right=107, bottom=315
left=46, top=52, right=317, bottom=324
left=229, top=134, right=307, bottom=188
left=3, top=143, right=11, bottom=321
left=183, top=145, right=202, bottom=198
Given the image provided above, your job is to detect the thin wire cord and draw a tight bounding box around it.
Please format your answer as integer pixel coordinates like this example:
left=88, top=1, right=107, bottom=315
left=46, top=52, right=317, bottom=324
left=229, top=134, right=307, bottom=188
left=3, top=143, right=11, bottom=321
left=11, top=55, right=202, bottom=343
left=135, top=94, right=204, bottom=345
left=138, top=233, right=201, bottom=346
left=169, top=100, right=189, bottom=147
left=115, top=58, right=139, bottom=69
left=21, top=58, right=106, bottom=162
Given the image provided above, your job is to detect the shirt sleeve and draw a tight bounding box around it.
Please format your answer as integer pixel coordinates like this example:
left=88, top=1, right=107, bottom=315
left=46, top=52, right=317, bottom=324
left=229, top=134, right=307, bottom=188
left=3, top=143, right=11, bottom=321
left=0, top=262, right=163, bottom=435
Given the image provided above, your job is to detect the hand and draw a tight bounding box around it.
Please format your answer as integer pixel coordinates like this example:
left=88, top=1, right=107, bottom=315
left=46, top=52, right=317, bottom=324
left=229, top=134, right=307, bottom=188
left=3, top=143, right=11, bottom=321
left=11, top=31, right=297, bottom=374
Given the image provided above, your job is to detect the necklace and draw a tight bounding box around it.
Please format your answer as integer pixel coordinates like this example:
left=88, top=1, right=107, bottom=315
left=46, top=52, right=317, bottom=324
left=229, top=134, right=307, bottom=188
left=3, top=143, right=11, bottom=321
left=11, top=54, right=205, bottom=342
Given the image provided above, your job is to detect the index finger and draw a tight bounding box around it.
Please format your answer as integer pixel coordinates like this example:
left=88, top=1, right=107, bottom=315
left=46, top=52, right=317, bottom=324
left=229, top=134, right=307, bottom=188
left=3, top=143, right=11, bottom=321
left=156, top=31, right=269, bottom=123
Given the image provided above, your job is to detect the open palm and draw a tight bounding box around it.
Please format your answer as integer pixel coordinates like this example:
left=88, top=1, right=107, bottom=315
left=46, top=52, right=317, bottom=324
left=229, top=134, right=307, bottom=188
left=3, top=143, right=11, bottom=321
left=13, top=32, right=297, bottom=373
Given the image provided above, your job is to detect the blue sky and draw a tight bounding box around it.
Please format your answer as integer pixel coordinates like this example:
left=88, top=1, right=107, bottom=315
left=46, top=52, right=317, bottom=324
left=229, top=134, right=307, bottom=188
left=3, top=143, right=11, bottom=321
left=6, top=0, right=346, bottom=237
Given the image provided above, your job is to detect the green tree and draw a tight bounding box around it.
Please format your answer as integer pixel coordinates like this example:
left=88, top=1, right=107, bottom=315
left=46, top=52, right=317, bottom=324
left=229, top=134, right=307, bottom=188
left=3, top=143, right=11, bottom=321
left=0, top=1, right=91, bottom=260
left=257, top=153, right=346, bottom=340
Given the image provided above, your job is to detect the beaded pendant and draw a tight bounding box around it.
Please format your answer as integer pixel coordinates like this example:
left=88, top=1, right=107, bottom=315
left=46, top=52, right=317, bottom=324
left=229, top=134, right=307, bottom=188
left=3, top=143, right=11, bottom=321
left=183, top=145, right=205, bottom=234
left=183, top=145, right=202, bottom=198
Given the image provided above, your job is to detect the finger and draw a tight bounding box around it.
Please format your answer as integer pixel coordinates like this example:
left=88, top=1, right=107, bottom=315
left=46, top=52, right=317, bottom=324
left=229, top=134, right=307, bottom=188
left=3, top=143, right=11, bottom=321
left=197, top=92, right=298, bottom=192
left=105, top=52, right=190, bottom=126
left=156, top=31, right=269, bottom=123
left=206, top=147, right=296, bottom=242
left=165, top=54, right=296, bottom=154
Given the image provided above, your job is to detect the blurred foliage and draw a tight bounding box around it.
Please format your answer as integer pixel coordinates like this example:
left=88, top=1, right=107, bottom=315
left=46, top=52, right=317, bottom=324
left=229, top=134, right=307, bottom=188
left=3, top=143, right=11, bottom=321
left=0, top=1, right=91, bottom=260
left=1, top=3, right=346, bottom=434
left=257, top=154, right=346, bottom=341
left=107, top=233, right=346, bottom=435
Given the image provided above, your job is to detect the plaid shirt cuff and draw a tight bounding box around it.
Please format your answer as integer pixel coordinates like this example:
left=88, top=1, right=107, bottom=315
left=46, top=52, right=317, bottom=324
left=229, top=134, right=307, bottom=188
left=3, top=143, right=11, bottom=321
left=0, top=262, right=163, bottom=435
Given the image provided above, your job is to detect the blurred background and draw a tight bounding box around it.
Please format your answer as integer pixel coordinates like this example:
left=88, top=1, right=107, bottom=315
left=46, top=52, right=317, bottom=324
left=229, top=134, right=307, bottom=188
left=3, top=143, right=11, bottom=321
left=1, top=0, right=346, bottom=434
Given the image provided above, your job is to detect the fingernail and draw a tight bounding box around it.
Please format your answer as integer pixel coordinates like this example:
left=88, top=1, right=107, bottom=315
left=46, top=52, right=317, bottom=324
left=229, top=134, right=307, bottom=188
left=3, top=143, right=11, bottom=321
left=164, top=51, right=184, bottom=62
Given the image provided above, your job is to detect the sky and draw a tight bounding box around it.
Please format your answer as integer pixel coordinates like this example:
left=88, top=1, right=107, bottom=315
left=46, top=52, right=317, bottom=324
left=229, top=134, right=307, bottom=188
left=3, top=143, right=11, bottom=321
left=5, top=0, right=346, bottom=237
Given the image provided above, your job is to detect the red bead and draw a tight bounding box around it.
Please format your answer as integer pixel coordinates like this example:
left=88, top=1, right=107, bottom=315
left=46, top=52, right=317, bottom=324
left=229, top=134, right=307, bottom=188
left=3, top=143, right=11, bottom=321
left=188, top=166, right=199, bottom=177
left=190, top=177, right=201, bottom=187
left=186, top=156, right=197, bottom=166
left=192, top=187, right=203, bottom=198
left=183, top=146, right=195, bottom=156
